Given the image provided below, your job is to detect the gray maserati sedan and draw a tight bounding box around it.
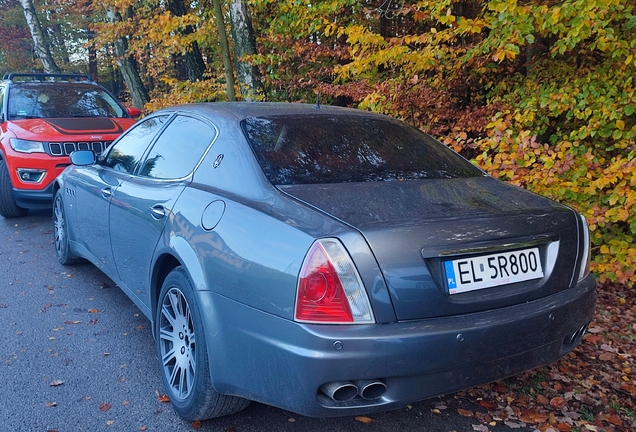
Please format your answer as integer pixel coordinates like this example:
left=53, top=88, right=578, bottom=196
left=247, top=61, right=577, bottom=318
left=52, top=102, right=596, bottom=420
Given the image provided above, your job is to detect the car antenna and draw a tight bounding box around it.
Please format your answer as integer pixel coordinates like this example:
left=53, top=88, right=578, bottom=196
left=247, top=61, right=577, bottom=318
left=315, top=91, right=320, bottom=109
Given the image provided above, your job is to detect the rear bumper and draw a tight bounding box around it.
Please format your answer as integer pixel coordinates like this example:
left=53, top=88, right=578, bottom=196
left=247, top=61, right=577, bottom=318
left=199, top=274, right=596, bottom=417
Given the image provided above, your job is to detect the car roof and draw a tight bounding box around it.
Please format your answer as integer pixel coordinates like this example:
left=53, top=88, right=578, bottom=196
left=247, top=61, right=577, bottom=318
left=159, top=102, right=377, bottom=122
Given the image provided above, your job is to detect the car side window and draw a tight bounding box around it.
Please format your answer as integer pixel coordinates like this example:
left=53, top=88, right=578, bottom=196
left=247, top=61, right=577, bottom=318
left=138, top=115, right=216, bottom=179
left=104, top=115, right=170, bottom=174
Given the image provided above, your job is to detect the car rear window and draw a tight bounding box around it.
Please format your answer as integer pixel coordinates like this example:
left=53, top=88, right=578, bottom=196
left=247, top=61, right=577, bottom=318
left=242, top=114, right=482, bottom=185
left=7, top=83, right=126, bottom=120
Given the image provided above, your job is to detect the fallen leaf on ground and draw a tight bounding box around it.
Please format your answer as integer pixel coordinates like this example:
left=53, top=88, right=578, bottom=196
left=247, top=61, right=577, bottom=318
left=479, top=400, right=497, bottom=409
left=99, top=402, right=112, bottom=412
left=355, top=416, right=375, bottom=423
left=550, top=397, right=566, bottom=409
left=156, top=393, right=170, bottom=403
left=458, top=408, right=474, bottom=417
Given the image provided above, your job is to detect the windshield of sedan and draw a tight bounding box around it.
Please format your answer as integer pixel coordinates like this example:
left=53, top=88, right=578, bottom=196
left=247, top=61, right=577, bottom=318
left=7, top=83, right=127, bottom=120
left=242, top=114, right=483, bottom=185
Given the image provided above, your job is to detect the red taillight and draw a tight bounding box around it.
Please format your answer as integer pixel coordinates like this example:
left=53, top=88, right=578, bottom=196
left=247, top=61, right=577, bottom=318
left=295, top=242, right=354, bottom=323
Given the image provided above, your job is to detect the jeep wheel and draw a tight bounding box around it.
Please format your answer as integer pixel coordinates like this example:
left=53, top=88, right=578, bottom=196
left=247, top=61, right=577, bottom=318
left=0, top=159, right=28, bottom=218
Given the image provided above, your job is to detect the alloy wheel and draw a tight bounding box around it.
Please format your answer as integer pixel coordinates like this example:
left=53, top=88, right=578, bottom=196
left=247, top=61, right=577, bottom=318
left=53, top=195, right=65, bottom=257
left=159, top=287, right=197, bottom=401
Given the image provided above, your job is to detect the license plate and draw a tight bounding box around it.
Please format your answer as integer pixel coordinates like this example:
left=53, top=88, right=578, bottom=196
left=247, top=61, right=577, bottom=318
left=444, top=247, right=544, bottom=294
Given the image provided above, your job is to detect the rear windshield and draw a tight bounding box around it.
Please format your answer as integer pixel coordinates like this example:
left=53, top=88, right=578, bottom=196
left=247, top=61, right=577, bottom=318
left=8, top=83, right=127, bottom=120
left=242, top=114, right=482, bottom=185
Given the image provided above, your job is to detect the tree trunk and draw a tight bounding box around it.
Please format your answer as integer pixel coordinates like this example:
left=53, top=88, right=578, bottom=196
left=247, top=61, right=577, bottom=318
left=166, top=0, right=206, bottom=82
left=229, top=0, right=263, bottom=100
left=18, top=0, right=61, bottom=73
left=212, top=0, right=236, bottom=101
left=87, top=30, right=98, bottom=82
left=106, top=7, right=150, bottom=109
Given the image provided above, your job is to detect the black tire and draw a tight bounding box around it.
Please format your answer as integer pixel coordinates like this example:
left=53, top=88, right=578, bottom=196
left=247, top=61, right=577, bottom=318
left=156, top=267, right=250, bottom=420
left=53, top=189, right=82, bottom=265
left=0, top=159, right=28, bottom=218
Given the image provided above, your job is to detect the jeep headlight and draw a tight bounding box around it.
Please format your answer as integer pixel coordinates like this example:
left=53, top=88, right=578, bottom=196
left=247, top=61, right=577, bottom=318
left=9, top=138, right=45, bottom=153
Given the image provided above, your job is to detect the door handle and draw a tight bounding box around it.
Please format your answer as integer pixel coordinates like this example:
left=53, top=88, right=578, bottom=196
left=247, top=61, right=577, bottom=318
left=101, top=187, right=112, bottom=199
left=149, top=205, right=166, bottom=220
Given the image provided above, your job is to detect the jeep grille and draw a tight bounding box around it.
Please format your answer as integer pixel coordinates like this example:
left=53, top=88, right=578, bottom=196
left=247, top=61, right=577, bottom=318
left=47, top=141, right=113, bottom=156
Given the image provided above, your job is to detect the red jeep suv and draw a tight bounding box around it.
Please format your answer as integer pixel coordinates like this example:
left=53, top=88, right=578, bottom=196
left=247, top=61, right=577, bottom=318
left=0, top=73, right=140, bottom=218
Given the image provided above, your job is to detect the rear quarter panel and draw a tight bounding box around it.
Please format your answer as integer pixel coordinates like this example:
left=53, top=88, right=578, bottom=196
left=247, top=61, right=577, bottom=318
left=165, top=185, right=312, bottom=319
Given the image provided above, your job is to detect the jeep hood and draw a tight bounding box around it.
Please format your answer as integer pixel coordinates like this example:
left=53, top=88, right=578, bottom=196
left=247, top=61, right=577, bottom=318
left=6, top=117, right=133, bottom=141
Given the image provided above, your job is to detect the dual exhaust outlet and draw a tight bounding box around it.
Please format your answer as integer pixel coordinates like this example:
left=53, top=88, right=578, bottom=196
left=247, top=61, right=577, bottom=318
left=320, top=379, right=387, bottom=402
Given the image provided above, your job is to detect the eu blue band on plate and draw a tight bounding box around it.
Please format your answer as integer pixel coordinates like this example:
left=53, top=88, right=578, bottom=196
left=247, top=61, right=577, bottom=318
left=445, top=261, right=457, bottom=289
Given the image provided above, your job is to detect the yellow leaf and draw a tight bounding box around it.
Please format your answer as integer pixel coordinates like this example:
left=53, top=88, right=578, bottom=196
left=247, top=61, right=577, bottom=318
left=616, top=119, right=625, bottom=131
left=355, top=416, right=375, bottom=423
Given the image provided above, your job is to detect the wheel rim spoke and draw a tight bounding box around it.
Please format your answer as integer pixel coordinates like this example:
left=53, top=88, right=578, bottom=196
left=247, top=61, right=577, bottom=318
left=161, top=302, right=177, bottom=329
left=169, top=361, right=181, bottom=391
left=161, top=345, right=176, bottom=366
left=179, top=366, right=187, bottom=398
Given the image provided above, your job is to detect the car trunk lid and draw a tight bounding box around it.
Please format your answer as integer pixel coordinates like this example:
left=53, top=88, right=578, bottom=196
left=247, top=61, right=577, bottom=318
left=279, top=176, right=580, bottom=320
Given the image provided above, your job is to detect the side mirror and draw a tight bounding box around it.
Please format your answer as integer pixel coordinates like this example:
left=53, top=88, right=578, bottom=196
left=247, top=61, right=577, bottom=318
left=127, top=107, right=142, bottom=118
left=70, top=150, right=96, bottom=166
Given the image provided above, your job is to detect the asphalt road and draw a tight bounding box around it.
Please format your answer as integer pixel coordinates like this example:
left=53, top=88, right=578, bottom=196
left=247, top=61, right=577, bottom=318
left=0, top=209, right=533, bottom=432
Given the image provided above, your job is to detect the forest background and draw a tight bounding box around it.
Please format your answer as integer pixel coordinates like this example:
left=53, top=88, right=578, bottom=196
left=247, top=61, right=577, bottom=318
left=1, top=0, right=634, bottom=286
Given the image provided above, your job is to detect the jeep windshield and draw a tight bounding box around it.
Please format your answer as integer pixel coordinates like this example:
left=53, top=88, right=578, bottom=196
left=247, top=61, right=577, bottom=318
left=7, top=83, right=128, bottom=120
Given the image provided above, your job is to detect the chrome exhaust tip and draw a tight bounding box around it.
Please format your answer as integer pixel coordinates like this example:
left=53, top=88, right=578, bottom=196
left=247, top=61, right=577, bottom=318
left=320, top=381, right=359, bottom=402
left=355, top=379, right=387, bottom=400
